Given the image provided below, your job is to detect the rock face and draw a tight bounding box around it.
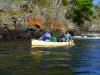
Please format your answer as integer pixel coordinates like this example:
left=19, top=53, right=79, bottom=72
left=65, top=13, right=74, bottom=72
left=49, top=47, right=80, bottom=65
left=0, top=0, right=100, bottom=33
left=0, top=0, right=74, bottom=30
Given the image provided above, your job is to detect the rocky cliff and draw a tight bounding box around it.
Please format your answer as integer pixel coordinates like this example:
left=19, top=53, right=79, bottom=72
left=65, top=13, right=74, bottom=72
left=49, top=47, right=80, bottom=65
left=0, top=0, right=100, bottom=32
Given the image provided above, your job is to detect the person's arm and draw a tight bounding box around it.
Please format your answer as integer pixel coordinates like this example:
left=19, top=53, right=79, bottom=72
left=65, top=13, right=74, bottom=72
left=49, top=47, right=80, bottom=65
left=69, top=34, right=72, bottom=40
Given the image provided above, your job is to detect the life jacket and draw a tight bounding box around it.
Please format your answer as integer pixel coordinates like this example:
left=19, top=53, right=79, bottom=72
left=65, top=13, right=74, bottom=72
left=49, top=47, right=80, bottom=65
left=51, top=36, right=57, bottom=42
left=43, top=32, right=51, bottom=41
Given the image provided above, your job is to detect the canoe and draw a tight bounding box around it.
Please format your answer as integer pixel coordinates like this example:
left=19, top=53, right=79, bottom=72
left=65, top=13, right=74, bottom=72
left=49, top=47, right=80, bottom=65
left=31, top=39, right=75, bottom=47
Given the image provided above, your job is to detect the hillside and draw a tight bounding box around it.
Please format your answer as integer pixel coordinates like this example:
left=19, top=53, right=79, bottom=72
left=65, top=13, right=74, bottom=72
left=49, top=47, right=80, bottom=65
left=0, top=0, right=100, bottom=39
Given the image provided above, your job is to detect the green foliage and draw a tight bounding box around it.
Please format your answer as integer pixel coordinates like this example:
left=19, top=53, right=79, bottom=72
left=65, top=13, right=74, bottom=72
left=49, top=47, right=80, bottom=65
left=62, top=0, right=69, bottom=6
left=8, top=9, right=16, bottom=16
left=10, top=0, right=24, bottom=2
left=94, top=5, right=100, bottom=18
left=65, top=0, right=94, bottom=30
left=32, top=0, right=52, bottom=7
left=75, top=0, right=93, bottom=24
left=81, top=24, right=90, bottom=31
left=0, top=12, right=10, bottom=18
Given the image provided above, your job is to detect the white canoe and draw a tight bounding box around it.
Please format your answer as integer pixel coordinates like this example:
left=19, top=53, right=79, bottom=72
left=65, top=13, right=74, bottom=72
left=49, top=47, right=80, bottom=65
left=31, top=39, right=75, bottom=47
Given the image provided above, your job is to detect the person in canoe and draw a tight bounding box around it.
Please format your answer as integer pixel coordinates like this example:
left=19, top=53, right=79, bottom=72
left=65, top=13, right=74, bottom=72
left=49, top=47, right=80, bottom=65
left=61, top=31, right=73, bottom=45
left=50, top=33, right=57, bottom=42
left=40, top=30, right=51, bottom=41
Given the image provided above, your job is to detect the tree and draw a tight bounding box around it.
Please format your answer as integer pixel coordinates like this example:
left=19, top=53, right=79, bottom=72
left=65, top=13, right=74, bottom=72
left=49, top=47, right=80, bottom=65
left=75, top=0, right=93, bottom=23
left=65, top=0, right=94, bottom=30
left=94, top=4, right=100, bottom=18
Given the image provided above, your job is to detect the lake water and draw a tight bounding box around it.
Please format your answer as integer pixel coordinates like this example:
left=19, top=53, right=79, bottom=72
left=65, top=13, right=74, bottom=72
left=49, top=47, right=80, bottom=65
left=0, top=39, right=100, bottom=75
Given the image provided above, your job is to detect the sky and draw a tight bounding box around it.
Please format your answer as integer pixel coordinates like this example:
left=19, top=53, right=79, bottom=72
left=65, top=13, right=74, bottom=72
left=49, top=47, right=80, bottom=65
left=93, top=0, right=100, bottom=5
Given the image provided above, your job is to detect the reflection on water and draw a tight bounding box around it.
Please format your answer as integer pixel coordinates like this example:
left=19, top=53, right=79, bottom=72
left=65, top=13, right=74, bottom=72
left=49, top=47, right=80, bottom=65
left=0, top=40, right=74, bottom=75
left=0, top=39, right=100, bottom=75
left=70, top=39, right=100, bottom=75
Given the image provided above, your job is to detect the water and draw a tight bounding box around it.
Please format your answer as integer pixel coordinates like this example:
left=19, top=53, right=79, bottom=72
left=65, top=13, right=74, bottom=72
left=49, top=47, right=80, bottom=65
left=0, top=39, right=100, bottom=75
left=70, top=39, right=100, bottom=75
